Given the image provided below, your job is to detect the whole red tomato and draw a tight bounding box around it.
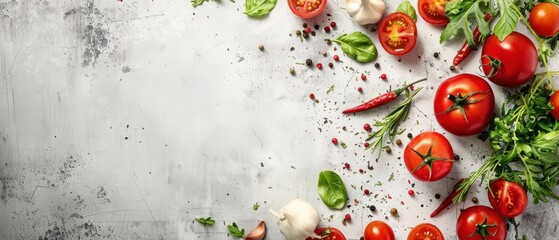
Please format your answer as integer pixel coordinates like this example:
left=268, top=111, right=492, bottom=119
left=434, top=74, right=495, bottom=136
left=550, top=90, right=559, bottom=120
left=418, top=0, right=450, bottom=25
left=407, top=223, right=445, bottom=240
left=378, top=12, right=417, bottom=56
left=481, top=32, right=538, bottom=88
left=288, top=0, right=327, bottom=19
left=456, top=206, right=506, bottom=240
left=403, top=131, right=454, bottom=182
left=488, top=179, right=528, bottom=218
left=306, top=227, right=346, bottom=240
left=364, top=221, right=395, bottom=240
left=529, top=2, right=559, bottom=37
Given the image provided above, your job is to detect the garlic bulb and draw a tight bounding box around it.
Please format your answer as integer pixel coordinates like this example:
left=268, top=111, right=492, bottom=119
left=269, top=199, right=320, bottom=240
left=346, top=0, right=386, bottom=25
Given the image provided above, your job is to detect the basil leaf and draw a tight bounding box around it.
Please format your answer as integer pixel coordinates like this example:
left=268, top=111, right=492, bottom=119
left=396, top=1, right=417, bottom=22
left=493, top=0, right=519, bottom=41
left=195, top=217, right=215, bottom=226
left=318, top=170, right=347, bottom=209
left=332, top=32, right=377, bottom=63
left=227, top=222, right=245, bottom=238
left=192, top=0, right=207, bottom=7
left=440, top=0, right=491, bottom=46
left=244, top=0, right=277, bottom=17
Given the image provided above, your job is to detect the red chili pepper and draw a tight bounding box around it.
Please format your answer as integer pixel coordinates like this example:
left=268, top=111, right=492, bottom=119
left=342, top=78, right=427, bottom=114
left=453, top=13, right=492, bottom=66
left=430, top=178, right=466, bottom=218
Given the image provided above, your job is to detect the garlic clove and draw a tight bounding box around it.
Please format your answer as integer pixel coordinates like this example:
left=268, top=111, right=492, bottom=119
left=244, top=220, right=266, bottom=240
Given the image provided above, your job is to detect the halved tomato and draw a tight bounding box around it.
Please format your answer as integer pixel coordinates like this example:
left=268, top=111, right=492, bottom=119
left=306, top=227, right=346, bottom=240
left=378, top=12, right=417, bottom=56
left=408, top=223, right=445, bottom=240
left=418, top=0, right=450, bottom=25
left=288, top=0, right=327, bottom=19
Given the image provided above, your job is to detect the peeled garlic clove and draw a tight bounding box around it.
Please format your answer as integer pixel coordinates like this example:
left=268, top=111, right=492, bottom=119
left=244, top=220, right=266, bottom=240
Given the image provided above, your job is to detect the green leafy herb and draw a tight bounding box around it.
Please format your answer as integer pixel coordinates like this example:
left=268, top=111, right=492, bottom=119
left=331, top=32, right=378, bottom=63
left=340, top=141, right=347, bottom=149
left=454, top=72, right=559, bottom=203
left=318, top=170, right=348, bottom=209
left=252, top=202, right=260, bottom=210
left=244, top=0, right=277, bottom=17
left=396, top=1, right=417, bottom=22
left=493, top=0, right=519, bottom=40
left=388, top=172, right=394, bottom=182
left=327, top=85, right=335, bottom=94
left=440, top=0, right=492, bottom=46
left=227, top=222, right=245, bottom=238
left=195, top=217, right=216, bottom=226
left=366, top=87, right=423, bottom=156
left=192, top=0, right=207, bottom=7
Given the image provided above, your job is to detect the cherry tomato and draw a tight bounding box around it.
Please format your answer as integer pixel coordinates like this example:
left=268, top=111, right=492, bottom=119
left=403, top=131, right=454, bottom=182
left=551, top=90, right=559, bottom=120
left=456, top=206, right=506, bottom=240
left=407, top=223, right=445, bottom=240
left=529, top=2, right=559, bottom=37
left=364, top=221, right=395, bottom=240
left=288, top=0, right=327, bottom=19
left=434, top=74, right=495, bottom=136
left=481, top=32, right=538, bottom=88
left=378, top=12, right=417, bottom=56
left=306, top=227, right=346, bottom=240
left=488, top=179, right=528, bottom=218
left=418, top=0, right=450, bottom=25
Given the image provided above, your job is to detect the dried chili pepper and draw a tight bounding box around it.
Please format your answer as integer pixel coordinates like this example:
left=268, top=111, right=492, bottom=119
left=342, top=78, right=427, bottom=114
left=453, top=13, right=492, bottom=66
left=430, top=178, right=465, bottom=218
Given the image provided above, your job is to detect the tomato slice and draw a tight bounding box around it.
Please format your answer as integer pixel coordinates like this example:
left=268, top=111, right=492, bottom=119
left=378, top=12, right=417, bottom=56
left=407, top=223, right=445, bottom=240
left=488, top=179, right=528, bottom=218
left=306, top=227, right=346, bottom=240
left=288, top=0, right=328, bottom=19
left=418, top=0, right=450, bottom=25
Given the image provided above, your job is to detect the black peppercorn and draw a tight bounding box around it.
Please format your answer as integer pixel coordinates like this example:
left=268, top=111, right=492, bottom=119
left=306, top=59, right=313, bottom=66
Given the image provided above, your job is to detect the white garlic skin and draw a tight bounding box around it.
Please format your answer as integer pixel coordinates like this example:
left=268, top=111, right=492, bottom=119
left=346, top=0, right=386, bottom=25
left=270, top=199, right=321, bottom=240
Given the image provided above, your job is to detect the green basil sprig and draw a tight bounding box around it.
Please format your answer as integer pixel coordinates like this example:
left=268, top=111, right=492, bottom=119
left=332, top=32, right=378, bottom=63
left=396, top=1, right=417, bottom=22
left=318, top=170, right=348, bottom=209
left=244, top=0, right=277, bottom=17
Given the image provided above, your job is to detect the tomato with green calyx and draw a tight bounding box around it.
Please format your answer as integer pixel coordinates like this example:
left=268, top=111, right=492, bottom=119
left=404, top=131, right=454, bottom=182
left=529, top=2, right=559, bottom=37
left=434, top=74, right=495, bottom=136
left=364, top=221, right=394, bottom=240
left=306, top=227, right=346, bottom=240
left=407, top=223, right=445, bottom=240
left=488, top=179, right=528, bottom=218
left=418, top=0, right=449, bottom=25
left=551, top=90, right=559, bottom=120
left=288, top=0, right=327, bottom=19
left=456, top=206, right=506, bottom=240
left=378, top=12, right=417, bottom=56
left=481, top=32, right=538, bottom=88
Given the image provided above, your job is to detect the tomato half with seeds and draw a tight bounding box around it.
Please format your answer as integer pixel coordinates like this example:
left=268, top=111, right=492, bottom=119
left=378, top=12, right=417, bottom=56
left=364, top=221, right=395, bottom=240
left=288, top=0, right=327, bottom=19
left=434, top=74, right=495, bottom=136
left=306, top=227, right=346, bottom=240
left=418, top=0, right=450, bottom=25
left=488, top=179, right=528, bottom=218
left=456, top=206, right=506, bottom=240
left=408, top=223, right=445, bottom=240
left=403, top=131, right=454, bottom=182
left=551, top=90, right=559, bottom=120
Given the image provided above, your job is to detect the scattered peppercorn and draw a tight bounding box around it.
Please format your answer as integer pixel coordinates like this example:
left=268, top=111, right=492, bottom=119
left=359, top=169, right=364, bottom=173
left=333, top=55, right=339, bottom=61
left=363, top=123, right=371, bottom=131
left=324, top=26, right=331, bottom=33
left=314, top=24, right=319, bottom=30
left=358, top=87, right=363, bottom=92
left=385, top=146, right=392, bottom=154
left=311, top=31, right=316, bottom=36
left=364, top=142, right=370, bottom=148
left=344, top=163, right=350, bottom=169
left=369, top=205, right=376, bottom=212
left=258, top=44, right=264, bottom=51
left=360, top=237, right=364, bottom=240
left=332, top=138, right=338, bottom=145
left=361, top=74, right=367, bottom=80
left=374, top=63, right=380, bottom=68
left=303, top=31, right=309, bottom=38
left=295, top=30, right=301, bottom=36
left=344, top=214, right=351, bottom=221
left=434, top=52, right=440, bottom=58
left=364, top=189, right=370, bottom=195
left=309, top=93, right=315, bottom=99
left=331, top=22, right=337, bottom=28
left=450, top=65, right=456, bottom=71
left=328, top=62, right=333, bottom=68
left=306, top=59, right=313, bottom=66
left=435, top=193, right=441, bottom=199
left=321, top=51, right=327, bottom=57
left=380, top=73, right=387, bottom=80
left=454, top=154, right=460, bottom=161
left=390, top=208, right=398, bottom=216
left=407, top=133, right=413, bottom=139
left=305, top=27, right=311, bottom=33
left=316, top=63, right=323, bottom=69
left=289, top=68, right=295, bottom=75
left=472, top=197, right=479, bottom=204
left=395, top=139, right=402, bottom=146
left=325, top=39, right=331, bottom=45
left=408, top=190, right=415, bottom=196
left=302, top=23, right=308, bottom=28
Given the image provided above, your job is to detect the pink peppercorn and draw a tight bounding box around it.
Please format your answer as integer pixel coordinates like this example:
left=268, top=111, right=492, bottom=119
left=361, top=74, right=367, bottom=80
left=324, top=26, right=331, bottom=33
left=332, top=138, right=338, bottom=144
left=408, top=190, right=415, bottom=196
left=380, top=73, right=387, bottom=80
left=331, top=22, right=337, bottom=28
left=363, top=123, right=371, bottom=131
left=364, top=189, right=370, bottom=195
left=344, top=214, right=351, bottom=221
left=359, top=169, right=364, bottom=173
left=316, top=63, right=323, bottom=69
left=305, top=27, right=311, bottom=33
left=333, top=55, right=339, bottom=61
left=364, top=142, right=370, bottom=148
left=358, top=87, right=363, bottom=92
left=309, top=93, right=315, bottom=99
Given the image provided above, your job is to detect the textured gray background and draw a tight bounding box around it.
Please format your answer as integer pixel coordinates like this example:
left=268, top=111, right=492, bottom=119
left=1, top=0, right=558, bottom=239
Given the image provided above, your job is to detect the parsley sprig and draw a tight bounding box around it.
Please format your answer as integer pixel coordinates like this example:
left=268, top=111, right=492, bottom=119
left=195, top=217, right=216, bottom=226
left=227, top=222, right=245, bottom=238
